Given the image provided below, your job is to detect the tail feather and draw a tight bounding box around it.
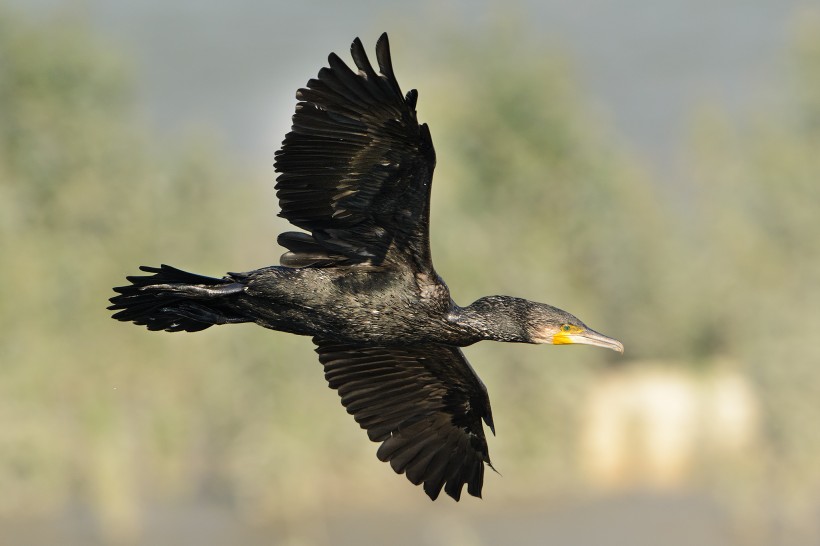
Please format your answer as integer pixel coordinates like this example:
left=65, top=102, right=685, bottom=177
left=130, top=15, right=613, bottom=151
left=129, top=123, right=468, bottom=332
left=108, top=264, right=248, bottom=332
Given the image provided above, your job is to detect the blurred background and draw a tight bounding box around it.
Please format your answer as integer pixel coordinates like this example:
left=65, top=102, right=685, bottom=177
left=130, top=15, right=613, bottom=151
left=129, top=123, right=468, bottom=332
left=1, top=0, right=819, bottom=544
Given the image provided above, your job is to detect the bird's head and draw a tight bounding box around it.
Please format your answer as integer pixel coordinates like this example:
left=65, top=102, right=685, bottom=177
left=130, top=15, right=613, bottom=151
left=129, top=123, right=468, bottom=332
left=526, top=303, right=624, bottom=353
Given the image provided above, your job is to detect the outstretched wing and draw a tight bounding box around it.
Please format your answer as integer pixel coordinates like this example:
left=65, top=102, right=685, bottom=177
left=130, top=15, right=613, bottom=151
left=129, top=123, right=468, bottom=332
left=314, top=340, right=495, bottom=501
left=274, top=33, right=437, bottom=269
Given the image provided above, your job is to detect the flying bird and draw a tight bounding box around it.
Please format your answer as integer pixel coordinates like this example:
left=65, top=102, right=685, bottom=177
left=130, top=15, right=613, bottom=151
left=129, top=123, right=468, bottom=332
left=109, top=33, right=623, bottom=501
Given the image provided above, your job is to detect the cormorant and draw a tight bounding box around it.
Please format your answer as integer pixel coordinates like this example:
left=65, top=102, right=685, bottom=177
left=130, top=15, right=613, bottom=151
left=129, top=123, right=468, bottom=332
left=109, top=33, right=624, bottom=501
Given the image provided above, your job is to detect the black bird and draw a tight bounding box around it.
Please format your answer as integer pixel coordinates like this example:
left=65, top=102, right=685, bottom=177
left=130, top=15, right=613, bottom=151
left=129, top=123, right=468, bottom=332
left=109, top=33, right=623, bottom=501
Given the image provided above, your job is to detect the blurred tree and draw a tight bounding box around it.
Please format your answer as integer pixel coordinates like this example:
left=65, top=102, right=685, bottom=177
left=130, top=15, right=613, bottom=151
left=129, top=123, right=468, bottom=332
left=0, top=7, right=293, bottom=541
left=687, top=9, right=820, bottom=529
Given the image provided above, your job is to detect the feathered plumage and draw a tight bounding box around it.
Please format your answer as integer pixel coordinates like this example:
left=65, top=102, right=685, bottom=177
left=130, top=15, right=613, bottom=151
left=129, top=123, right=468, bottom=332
left=109, top=33, right=623, bottom=502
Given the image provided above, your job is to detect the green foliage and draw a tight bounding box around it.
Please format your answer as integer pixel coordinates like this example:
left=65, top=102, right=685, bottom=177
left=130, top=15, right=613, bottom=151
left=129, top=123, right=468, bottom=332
left=686, top=12, right=820, bottom=519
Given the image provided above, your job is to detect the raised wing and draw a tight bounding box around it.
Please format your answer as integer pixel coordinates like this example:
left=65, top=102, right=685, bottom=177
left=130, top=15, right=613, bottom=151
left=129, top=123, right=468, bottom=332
left=274, top=33, right=436, bottom=269
left=314, top=340, right=495, bottom=501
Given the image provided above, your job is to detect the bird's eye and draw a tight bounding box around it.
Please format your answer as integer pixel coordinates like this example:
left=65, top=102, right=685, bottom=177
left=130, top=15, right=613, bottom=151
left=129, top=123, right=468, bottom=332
left=562, top=324, right=571, bottom=332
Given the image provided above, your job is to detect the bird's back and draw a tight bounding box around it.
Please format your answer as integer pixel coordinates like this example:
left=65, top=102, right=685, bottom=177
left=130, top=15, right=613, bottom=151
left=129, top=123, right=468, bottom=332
left=236, top=265, right=459, bottom=345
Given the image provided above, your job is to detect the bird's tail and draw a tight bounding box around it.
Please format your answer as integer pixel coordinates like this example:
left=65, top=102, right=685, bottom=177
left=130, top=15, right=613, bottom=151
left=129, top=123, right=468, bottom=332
left=108, top=264, right=249, bottom=332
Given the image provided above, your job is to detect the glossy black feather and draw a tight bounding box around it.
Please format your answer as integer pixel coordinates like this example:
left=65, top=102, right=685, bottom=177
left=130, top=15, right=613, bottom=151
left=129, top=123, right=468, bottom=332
left=315, top=340, right=494, bottom=501
left=108, top=265, right=245, bottom=332
left=274, top=32, right=436, bottom=268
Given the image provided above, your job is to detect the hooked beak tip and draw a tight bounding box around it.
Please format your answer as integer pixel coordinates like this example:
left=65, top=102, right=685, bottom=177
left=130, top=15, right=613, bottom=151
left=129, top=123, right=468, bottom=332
left=570, top=329, right=624, bottom=354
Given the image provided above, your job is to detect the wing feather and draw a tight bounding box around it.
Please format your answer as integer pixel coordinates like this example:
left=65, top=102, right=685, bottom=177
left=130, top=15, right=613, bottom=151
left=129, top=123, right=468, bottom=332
left=274, top=33, right=436, bottom=269
left=314, top=340, right=495, bottom=501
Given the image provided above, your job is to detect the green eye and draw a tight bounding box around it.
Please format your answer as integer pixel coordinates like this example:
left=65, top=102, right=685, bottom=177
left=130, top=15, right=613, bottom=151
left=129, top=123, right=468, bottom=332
left=562, top=324, right=571, bottom=332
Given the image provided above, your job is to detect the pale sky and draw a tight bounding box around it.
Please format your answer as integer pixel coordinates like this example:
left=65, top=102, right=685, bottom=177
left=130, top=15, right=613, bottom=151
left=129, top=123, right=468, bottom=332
left=11, top=0, right=815, bottom=170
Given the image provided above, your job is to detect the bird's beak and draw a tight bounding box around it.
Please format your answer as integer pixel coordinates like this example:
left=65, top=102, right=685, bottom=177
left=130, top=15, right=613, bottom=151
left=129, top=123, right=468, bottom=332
left=553, top=327, right=624, bottom=354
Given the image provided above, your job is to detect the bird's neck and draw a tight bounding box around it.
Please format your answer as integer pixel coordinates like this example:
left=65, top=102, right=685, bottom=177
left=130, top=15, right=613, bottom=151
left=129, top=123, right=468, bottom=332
left=451, top=296, right=531, bottom=344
